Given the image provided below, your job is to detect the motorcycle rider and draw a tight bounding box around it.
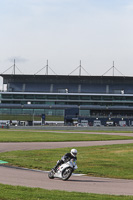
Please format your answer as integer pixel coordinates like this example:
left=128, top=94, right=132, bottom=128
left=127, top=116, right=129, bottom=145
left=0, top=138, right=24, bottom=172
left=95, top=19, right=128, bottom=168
left=52, top=149, right=77, bottom=173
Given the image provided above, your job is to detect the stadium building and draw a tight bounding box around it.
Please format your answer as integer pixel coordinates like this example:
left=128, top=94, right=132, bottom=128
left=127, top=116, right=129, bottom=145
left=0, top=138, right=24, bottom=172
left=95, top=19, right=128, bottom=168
left=0, top=73, right=133, bottom=126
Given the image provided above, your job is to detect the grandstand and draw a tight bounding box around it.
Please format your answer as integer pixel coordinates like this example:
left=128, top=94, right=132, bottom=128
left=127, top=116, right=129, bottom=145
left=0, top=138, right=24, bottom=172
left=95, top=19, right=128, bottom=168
left=0, top=74, right=133, bottom=126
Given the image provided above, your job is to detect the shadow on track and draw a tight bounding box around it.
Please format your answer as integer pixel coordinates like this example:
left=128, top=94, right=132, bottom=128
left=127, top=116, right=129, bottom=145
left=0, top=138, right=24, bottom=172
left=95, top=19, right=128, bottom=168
left=68, top=179, right=108, bottom=183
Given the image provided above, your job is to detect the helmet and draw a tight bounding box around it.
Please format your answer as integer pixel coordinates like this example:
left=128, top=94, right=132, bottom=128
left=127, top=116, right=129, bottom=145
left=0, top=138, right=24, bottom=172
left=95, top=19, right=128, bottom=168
left=70, top=149, right=77, bottom=157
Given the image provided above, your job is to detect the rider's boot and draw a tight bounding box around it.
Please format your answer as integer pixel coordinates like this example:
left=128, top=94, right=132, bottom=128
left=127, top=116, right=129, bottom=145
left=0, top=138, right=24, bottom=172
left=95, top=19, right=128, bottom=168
left=52, top=160, right=64, bottom=173
left=52, top=167, right=57, bottom=173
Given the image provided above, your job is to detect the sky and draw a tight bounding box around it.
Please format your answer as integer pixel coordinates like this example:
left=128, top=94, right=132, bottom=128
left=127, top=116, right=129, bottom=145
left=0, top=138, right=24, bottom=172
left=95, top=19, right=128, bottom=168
left=1, top=0, right=133, bottom=83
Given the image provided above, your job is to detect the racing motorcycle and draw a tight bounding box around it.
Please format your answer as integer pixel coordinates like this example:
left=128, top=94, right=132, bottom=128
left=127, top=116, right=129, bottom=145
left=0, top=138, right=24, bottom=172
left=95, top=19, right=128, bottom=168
left=48, top=158, right=78, bottom=181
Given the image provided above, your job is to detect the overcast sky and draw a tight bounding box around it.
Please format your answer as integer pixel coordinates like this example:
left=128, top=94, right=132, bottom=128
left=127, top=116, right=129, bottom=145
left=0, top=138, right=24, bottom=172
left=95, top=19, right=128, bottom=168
left=0, top=0, right=133, bottom=79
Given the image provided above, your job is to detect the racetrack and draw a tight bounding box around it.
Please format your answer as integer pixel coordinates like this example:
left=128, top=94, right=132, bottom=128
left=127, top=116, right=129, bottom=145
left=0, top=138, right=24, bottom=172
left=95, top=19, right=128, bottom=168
left=1, top=140, right=133, bottom=152
left=0, top=137, right=133, bottom=195
left=0, top=165, right=133, bottom=195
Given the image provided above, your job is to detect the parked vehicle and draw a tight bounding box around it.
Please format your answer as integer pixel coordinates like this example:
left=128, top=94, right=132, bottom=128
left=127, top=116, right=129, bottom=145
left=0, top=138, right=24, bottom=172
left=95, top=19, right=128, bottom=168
left=106, top=121, right=114, bottom=126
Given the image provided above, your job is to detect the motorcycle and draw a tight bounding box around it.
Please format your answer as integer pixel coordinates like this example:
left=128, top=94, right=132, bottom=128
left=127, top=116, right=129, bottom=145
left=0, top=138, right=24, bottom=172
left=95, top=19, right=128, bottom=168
left=48, top=158, right=78, bottom=181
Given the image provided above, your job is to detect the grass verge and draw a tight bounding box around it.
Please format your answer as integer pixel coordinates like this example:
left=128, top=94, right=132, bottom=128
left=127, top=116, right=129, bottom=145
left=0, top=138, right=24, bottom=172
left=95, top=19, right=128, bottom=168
left=0, top=130, right=133, bottom=142
left=0, top=184, right=133, bottom=200
left=1, top=144, right=133, bottom=179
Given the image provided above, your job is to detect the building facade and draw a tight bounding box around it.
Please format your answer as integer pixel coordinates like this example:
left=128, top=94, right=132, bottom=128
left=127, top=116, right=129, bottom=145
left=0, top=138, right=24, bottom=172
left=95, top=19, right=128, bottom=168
left=0, top=74, right=133, bottom=125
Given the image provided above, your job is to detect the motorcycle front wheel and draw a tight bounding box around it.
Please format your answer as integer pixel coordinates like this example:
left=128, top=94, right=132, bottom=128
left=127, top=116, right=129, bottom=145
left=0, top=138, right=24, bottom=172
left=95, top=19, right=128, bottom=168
left=62, top=167, right=73, bottom=181
left=48, top=170, right=54, bottom=179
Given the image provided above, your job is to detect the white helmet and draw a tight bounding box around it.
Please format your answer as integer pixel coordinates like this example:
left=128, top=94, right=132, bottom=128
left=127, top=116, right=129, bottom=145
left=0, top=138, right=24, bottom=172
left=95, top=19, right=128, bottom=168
left=70, top=149, right=77, bottom=157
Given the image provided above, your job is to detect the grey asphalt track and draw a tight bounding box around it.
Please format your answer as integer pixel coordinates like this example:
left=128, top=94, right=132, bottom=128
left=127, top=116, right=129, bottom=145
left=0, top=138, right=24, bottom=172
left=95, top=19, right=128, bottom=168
left=0, top=165, right=133, bottom=195
left=1, top=140, right=133, bottom=152
left=0, top=138, right=133, bottom=195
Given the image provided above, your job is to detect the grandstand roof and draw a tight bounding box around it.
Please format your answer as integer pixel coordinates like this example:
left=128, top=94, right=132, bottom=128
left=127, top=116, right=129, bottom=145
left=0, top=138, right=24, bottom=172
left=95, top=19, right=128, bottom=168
left=0, top=74, right=133, bottom=84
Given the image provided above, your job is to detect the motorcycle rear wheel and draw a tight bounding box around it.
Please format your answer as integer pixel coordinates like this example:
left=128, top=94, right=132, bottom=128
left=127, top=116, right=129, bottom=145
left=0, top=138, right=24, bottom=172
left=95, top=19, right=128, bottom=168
left=62, top=167, right=73, bottom=181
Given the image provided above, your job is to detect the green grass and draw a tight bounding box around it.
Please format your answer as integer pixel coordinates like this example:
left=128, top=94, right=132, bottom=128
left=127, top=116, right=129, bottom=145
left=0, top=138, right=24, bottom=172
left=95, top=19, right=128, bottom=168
left=1, top=144, right=133, bottom=179
left=0, top=129, right=133, bottom=142
left=0, top=184, right=133, bottom=200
